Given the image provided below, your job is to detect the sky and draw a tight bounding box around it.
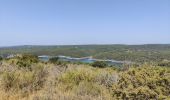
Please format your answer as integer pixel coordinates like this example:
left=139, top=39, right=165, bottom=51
left=0, top=0, right=170, bottom=46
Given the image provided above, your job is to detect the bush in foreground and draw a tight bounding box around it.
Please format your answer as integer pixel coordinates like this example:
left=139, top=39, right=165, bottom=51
left=112, top=66, right=170, bottom=99
left=0, top=58, right=170, bottom=100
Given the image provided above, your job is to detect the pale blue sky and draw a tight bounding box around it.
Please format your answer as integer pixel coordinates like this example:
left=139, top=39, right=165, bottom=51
left=0, top=0, right=170, bottom=46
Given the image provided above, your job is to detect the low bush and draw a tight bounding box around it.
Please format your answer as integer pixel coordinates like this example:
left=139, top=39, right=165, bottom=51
left=0, top=57, right=170, bottom=100
left=112, top=66, right=170, bottom=99
left=0, top=64, right=47, bottom=95
left=158, top=61, right=170, bottom=67
left=49, top=57, right=59, bottom=63
left=91, top=61, right=108, bottom=68
left=5, top=54, right=39, bottom=70
left=0, top=56, right=2, bottom=61
left=59, top=67, right=97, bottom=88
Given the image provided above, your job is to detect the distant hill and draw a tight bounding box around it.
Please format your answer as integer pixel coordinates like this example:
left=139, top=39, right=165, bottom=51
left=1, top=44, right=170, bottom=62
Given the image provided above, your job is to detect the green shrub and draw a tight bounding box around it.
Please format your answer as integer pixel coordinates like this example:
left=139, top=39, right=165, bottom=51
left=59, top=67, right=97, bottom=87
left=0, top=64, right=47, bottom=93
left=1, top=57, right=170, bottom=99
left=49, top=57, right=59, bottom=63
left=6, top=54, right=39, bottom=69
left=16, top=60, right=32, bottom=69
left=91, top=61, right=108, bottom=68
left=19, top=54, right=39, bottom=63
left=158, top=61, right=170, bottom=67
left=0, top=56, right=2, bottom=61
left=1, top=72, right=17, bottom=91
left=112, top=66, right=170, bottom=99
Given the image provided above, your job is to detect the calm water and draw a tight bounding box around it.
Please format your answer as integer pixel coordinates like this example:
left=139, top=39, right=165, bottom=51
left=38, top=55, right=126, bottom=66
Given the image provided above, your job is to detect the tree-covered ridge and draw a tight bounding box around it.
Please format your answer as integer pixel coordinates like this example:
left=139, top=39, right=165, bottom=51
left=1, top=44, right=170, bottom=62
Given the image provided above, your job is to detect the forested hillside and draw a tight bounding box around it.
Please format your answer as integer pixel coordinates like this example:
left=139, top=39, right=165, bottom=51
left=1, top=44, right=170, bottom=62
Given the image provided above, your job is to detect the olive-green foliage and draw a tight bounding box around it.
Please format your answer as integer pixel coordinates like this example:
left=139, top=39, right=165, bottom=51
left=18, top=54, right=38, bottom=65
left=1, top=44, right=170, bottom=63
left=7, top=54, right=39, bottom=69
left=91, top=61, right=108, bottom=68
left=59, top=67, right=118, bottom=87
left=59, top=67, right=97, bottom=87
left=112, top=66, right=170, bottom=99
left=49, top=57, right=59, bottom=63
left=58, top=66, right=117, bottom=99
left=0, top=57, right=170, bottom=100
left=0, top=64, right=47, bottom=93
left=0, top=56, right=2, bottom=61
left=49, top=57, right=69, bottom=66
left=158, top=61, right=170, bottom=67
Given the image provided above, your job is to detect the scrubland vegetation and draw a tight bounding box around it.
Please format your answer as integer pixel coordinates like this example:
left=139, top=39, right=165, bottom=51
left=0, top=55, right=170, bottom=100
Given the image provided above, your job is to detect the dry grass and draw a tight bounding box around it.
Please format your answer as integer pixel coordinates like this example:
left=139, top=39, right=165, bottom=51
left=0, top=60, right=116, bottom=100
left=0, top=58, right=170, bottom=100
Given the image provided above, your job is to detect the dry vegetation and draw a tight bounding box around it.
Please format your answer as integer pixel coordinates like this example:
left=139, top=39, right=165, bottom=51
left=0, top=55, right=170, bottom=100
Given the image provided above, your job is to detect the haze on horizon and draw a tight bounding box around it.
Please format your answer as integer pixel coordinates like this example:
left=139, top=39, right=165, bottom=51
left=0, top=0, right=170, bottom=46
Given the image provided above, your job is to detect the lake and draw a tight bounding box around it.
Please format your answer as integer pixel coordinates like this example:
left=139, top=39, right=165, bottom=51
left=38, top=55, right=127, bottom=66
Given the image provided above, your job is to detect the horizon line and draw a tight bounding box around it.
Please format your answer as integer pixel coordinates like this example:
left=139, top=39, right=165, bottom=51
left=1, top=43, right=170, bottom=48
